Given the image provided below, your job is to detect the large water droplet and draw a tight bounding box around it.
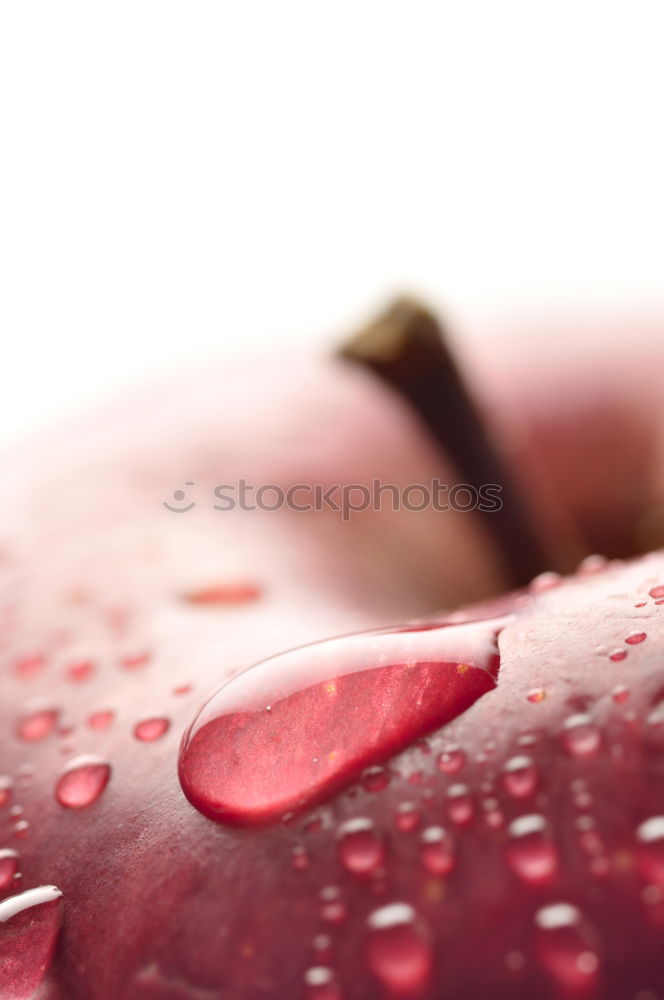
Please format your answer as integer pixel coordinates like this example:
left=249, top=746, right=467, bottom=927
left=55, top=756, right=111, bottom=809
left=365, top=903, right=432, bottom=995
left=534, top=903, right=600, bottom=994
left=337, top=818, right=385, bottom=876
left=636, top=816, right=664, bottom=887
left=506, top=815, right=558, bottom=885
left=179, top=618, right=505, bottom=826
left=0, top=886, right=63, bottom=999
left=446, top=783, right=474, bottom=825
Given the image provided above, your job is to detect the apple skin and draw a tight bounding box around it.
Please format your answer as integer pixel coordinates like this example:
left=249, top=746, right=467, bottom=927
left=0, top=342, right=664, bottom=998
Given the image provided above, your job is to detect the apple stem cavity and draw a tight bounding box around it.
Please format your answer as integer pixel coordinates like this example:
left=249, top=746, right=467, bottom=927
left=338, top=296, right=551, bottom=587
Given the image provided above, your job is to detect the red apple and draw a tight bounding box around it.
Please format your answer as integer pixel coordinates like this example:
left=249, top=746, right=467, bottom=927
left=1, top=305, right=664, bottom=999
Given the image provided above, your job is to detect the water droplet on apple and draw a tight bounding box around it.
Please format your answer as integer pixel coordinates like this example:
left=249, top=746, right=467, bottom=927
left=0, top=776, right=13, bottom=808
left=609, top=649, right=627, bottom=661
left=134, top=717, right=170, bottom=742
left=649, top=585, right=664, bottom=599
left=611, top=685, right=629, bottom=703
left=66, top=660, right=94, bottom=682
left=0, top=850, right=19, bottom=890
left=636, top=816, right=664, bottom=887
left=303, top=966, right=343, bottom=1000
left=55, top=756, right=111, bottom=809
left=625, top=632, right=647, bottom=645
left=394, top=802, right=420, bottom=833
left=336, top=818, right=385, bottom=876
left=506, top=815, right=558, bottom=885
left=527, top=688, right=547, bottom=704
left=365, top=902, right=432, bottom=995
left=501, top=755, right=538, bottom=799
left=561, top=714, right=601, bottom=757
left=420, top=826, right=455, bottom=875
left=87, top=709, right=114, bottom=730
left=437, top=745, right=465, bottom=774
left=530, top=572, right=561, bottom=592
left=0, top=885, right=63, bottom=998
left=319, top=887, right=346, bottom=925
left=534, top=903, right=600, bottom=993
left=361, top=766, right=389, bottom=793
left=17, top=707, right=59, bottom=742
left=179, top=618, right=505, bottom=826
left=446, top=783, right=474, bottom=825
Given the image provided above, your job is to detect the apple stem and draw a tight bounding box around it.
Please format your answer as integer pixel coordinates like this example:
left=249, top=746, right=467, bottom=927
left=338, top=296, right=550, bottom=588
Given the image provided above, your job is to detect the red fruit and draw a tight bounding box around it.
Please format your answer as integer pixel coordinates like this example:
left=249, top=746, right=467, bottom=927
left=2, top=309, right=664, bottom=998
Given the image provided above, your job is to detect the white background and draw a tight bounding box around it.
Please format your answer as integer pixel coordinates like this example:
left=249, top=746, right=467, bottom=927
left=1, top=2, right=663, bottom=447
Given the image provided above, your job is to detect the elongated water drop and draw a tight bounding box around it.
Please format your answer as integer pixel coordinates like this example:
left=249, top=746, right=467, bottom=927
left=179, top=618, right=505, bottom=826
left=506, top=815, right=558, bottom=885
left=365, top=903, right=432, bottom=995
left=534, top=903, right=600, bottom=994
left=55, top=756, right=111, bottom=809
left=336, top=818, right=385, bottom=876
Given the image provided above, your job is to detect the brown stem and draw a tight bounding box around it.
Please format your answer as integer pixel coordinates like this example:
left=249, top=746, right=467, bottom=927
left=338, top=297, right=550, bottom=587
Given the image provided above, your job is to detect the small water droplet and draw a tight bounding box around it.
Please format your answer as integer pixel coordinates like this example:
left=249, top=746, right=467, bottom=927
left=446, top=783, right=474, bottom=825
left=337, top=818, right=385, bottom=876
left=17, top=707, right=59, bottom=742
left=134, top=717, right=170, bottom=742
left=319, top=886, right=346, bottom=924
left=303, top=966, right=342, bottom=1000
left=55, top=756, right=111, bottom=809
left=366, top=903, right=432, bottom=995
left=13, top=820, right=29, bottom=839
left=0, top=850, right=19, bottom=890
left=87, top=709, right=114, bottom=730
left=292, top=845, right=310, bottom=870
left=361, top=766, right=389, bottom=793
left=530, top=572, right=562, bottom=592
left=528, top=688, right=547, bottom=704
left=437, top=745, right=466, bottom=774
left=534, top=903, right=600, bottom=993
left=609, top=649, right=627, bottom=662
left=0, top=886, right=63, bottom=997
left=121, top=651, right=150, bottom=670
left=506, top=815, right=558, bottom=885
left=612, top=685, right=630, bottom=704
left=394, top=802, right=421, bottom=833
left=636, top=816, right=664, bottom=887
left=66, top=660, right=94, bottom=682
left=179, top=618, right=505, bottom=826
left=561, top=714, right=601, bottom=757
left=626, top=632, right=647, bottom=645
left=312, top=933, right=333, bottom=963
left=173, top=684, right=193, bottom=696
left=502, top=755, right=538, bottom=799
left=649, top=586, right=664, bottom=599
left=578, top=555, right=607, bottom=575
left=13, top=654, right=46, bottom=679
left=420, top=826, right=455, bottom=876
left=183, top=582, right=262, bottom=605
